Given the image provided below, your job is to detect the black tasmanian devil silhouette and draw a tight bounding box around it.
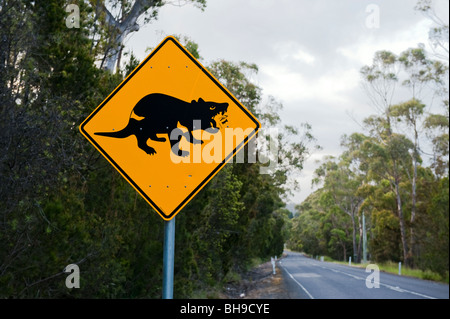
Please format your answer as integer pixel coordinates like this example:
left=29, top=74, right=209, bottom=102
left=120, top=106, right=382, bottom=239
left=95, top=93, right=229, bottom=157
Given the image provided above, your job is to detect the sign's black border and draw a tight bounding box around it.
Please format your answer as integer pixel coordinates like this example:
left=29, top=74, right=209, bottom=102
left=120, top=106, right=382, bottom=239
left=80, top=36, right=261, bottom=220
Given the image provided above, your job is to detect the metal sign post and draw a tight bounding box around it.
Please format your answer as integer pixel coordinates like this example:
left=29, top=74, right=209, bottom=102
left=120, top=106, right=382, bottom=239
left=162, top=217, right=175, bottom=299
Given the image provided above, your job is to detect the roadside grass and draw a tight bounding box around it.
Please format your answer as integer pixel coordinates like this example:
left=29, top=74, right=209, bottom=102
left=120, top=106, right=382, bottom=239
left=319, top=255, right=449, bottom=284
left=375, top=261, right=448, bottom=283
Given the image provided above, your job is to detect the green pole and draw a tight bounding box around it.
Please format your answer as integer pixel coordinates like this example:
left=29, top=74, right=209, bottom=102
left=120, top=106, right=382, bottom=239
left=162, top=217, right=175, bottom=299
left=363, top=211, right=367, bottom=264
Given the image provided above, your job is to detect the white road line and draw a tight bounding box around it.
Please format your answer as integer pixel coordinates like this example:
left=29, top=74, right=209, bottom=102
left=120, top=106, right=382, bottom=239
left=379, top=282, right=436, bottom=299
left=281, top=266, right=314, bottom=299
left=319, top=265, right=436, bottom=299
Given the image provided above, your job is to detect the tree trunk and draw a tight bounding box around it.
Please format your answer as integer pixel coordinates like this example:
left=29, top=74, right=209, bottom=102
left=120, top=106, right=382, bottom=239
left=116, top=44, right=124, bottom=74
left=409, top=130, right=419, bottom=266
left=94, top=1, right=145, bottom=72
left=351, top=213, right=358, bottom=263
left=394, top=172, right=409, bottom=267
left=104, top=35, right=122, bottom=72
left=357, top=212, right=363, bottom=263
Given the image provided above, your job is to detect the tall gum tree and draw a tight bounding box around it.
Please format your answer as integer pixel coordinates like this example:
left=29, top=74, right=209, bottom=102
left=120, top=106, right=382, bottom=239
left=361, top=50, right=412, bottom=266
left=90, top=0, right=206, bottom=72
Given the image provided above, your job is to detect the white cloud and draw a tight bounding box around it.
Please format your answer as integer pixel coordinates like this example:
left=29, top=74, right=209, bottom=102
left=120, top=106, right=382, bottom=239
left=336, top=18, right=434, bottom=66
left=292, top=50, right=316, bottom=65
left=273, top=41, right=316, bottom=65
left=260, top=64, right=360, bottom=104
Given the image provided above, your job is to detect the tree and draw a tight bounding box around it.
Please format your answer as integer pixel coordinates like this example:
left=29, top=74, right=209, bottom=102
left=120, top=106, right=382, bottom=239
left=415, top=0, right=449, bottom=61
left=0, top=0, right=109, bottom=297
left=360, top=51, right=413, bottom=266
left=417, top=176, right=449, bottom=276
left=287, top=191, right=327, bottom=257
left=424, top=111, right=449, bottom=176
left=91, top=0, right=206, bottom=72
left=312, top=155, right=364, bottom=262
left=390, top=98, right=425, bottom=261
left=422, top=58, right=449, bottom=177
left=360, top=50, right=399, bottom=117
left=361, top=47, right=448, bottom=266
left=394, top=49, right=447, bottom=243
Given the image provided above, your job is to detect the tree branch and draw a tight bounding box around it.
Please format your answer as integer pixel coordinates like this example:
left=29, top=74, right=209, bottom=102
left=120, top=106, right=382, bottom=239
left=91, top=0, right=120, bottom=29
left=120, top=0, right=160, bottom=33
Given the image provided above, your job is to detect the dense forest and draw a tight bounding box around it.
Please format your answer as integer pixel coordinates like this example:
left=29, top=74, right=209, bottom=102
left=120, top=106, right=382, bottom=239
left=287, top=6, right=449, bottom=279
left=0, top=0, right=315, bottom=297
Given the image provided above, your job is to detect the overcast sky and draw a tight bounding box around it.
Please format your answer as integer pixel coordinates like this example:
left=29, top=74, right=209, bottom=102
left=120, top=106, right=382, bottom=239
left=123, top=0, right=449, bottom=205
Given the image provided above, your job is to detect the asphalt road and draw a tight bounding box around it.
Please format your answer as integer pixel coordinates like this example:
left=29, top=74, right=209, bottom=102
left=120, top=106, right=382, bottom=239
left=278, top=251, right=449, bottom=299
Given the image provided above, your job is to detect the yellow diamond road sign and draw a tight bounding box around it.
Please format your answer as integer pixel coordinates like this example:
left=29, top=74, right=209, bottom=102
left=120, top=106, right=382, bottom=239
left=80, top=36, right=260, bottom=220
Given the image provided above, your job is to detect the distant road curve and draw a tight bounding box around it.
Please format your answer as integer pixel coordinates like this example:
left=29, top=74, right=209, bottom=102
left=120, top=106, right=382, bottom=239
left=278, top=251, right=449, bottom=299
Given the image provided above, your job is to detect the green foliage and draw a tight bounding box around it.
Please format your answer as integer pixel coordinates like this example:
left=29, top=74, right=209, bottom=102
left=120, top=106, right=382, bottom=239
left=416, top=177, right=449, bottom=277
left=0, top=0, right=307, bottom=297
left=287, top=192, right=327, bottom=257
left=174, top=34, right=202, bottom=60
left=208, top=60, right=261, bottom=114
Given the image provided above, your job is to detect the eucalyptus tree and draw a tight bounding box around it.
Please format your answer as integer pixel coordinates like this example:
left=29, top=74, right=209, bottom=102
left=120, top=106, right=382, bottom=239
left=312, top=155, right=365, bottom=262
left=360, top=51, right=413, bottom=266
left=90, top=0, right=207, bottom=72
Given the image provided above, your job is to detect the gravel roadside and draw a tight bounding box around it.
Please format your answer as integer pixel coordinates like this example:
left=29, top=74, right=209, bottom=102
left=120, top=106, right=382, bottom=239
left=221, top=258, right=291, bottom=299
